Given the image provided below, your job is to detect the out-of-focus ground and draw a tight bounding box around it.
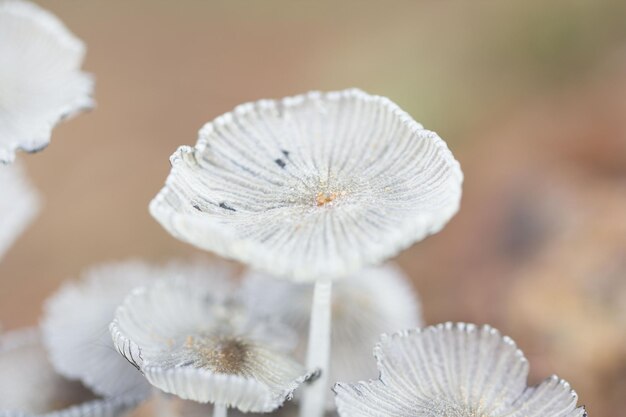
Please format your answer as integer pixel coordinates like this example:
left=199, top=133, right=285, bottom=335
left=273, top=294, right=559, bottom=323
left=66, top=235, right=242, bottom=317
left=1, top=0, right=625, bottom=415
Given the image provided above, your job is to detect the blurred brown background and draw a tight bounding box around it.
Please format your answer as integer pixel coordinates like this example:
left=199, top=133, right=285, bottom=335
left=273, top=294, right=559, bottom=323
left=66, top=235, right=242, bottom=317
left=1, top=1, right=625, bottom=415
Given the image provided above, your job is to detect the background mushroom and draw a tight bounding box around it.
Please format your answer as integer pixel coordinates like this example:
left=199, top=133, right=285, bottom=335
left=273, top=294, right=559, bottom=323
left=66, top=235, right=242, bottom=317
left=0, top=0, right=93, bottom=164
left=110, top=276, right=312, bottom=416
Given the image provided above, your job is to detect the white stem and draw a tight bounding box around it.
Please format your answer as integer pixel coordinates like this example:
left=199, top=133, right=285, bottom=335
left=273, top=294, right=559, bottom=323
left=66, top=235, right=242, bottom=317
left=213, top=404, right=227, bottom=417
left=299, top=280, right=333, bottom=417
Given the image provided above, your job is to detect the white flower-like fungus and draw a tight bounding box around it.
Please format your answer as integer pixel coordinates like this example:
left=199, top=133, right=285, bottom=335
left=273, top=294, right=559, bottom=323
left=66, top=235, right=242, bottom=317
left=150, top=89, right=463, bottom=282
left=42, top=260, right=232, bottom=399
left=110, top=277, right=313, bottom=413
left=242, top=263, right=422, bottom=408
left=0, top=328, right=140, bottom=417
left=0, top=162, right=39, bottom=260
left=333, top=323, right=587, bottom=417
left=0, top=0, right=94, bottom=164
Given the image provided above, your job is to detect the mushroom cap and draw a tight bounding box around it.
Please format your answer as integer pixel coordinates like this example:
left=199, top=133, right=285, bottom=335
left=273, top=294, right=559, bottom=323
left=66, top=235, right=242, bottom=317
left=110, top=277, right=312, bottom=412
left=0, top=0, right=94, bottom=164
left=150, top=89, right=462, bottom=281
left=333, top=323, right=585, bottom=417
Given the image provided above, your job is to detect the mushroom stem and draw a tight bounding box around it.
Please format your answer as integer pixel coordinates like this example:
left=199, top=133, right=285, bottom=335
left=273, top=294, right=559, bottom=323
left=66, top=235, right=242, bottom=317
left=300, top=279, right=333, bottom=417
left=213, top=404, right=227, bottom=417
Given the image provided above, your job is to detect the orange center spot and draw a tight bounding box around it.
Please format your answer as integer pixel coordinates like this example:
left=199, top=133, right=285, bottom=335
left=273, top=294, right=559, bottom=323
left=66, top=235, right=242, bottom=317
left=316, top=192, right=337, bottom=206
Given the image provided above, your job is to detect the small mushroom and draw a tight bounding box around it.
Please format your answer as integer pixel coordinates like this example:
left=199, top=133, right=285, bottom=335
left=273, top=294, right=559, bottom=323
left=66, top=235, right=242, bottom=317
left=110, top=276, right=313, bottom=415
left=333, top=323, right=587, bottom=417
left=150, top=89, right=462, bottom=283
left=0, top=0, right=94, bottom=164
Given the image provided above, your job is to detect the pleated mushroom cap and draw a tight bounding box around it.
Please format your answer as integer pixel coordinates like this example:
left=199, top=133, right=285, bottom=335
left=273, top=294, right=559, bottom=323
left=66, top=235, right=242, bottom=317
left=334, top=323, right=587, bottom=417
left=150, top=89, right=463, bottom=281
left=0, top=0, right=93, bottom=163
left=110, top=277, right=312, bottom=413
left=0, top=162, right=39, bottom=260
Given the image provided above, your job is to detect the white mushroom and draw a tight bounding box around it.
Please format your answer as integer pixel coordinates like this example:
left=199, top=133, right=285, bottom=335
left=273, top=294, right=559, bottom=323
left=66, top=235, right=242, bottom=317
left=110, top=276, right=312, bottom=415
left=334, top=323, right=587, bottom=417
left=0, top=0, right=94, bottom=163
left=150, top=89, right=462, bottom=283
left=149, top=88, right=462, bottom=417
